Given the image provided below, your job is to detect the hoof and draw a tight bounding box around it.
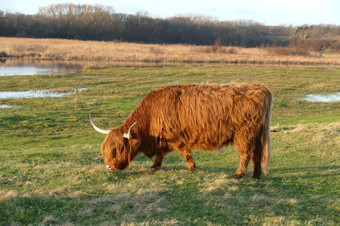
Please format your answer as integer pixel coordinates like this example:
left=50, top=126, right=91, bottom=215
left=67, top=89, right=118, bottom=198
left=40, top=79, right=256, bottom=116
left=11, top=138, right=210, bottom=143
left=252, top=174, right=261, bottom=179
left=252, top=170, right=261, bottom=179
left=233, top=173, right=244, bottom=179
left=188, top=162, right=196, bottom=172
left=151, top=164, right=161, bottom=170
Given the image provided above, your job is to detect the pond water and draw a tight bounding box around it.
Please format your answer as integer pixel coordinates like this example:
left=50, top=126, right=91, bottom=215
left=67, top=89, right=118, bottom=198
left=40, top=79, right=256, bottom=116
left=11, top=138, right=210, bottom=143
left=0, top=59, right=83, bottom=76
left=0, top=104, right=20, bottom=108
left=0, top=88, right=86, bottom=99
left=299, top=92, right=340, bottom=103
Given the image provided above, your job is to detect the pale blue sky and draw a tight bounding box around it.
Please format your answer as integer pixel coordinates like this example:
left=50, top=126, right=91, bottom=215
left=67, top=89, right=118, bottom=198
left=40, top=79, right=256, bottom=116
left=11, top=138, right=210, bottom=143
left=1, top=0, right=339, bottom=26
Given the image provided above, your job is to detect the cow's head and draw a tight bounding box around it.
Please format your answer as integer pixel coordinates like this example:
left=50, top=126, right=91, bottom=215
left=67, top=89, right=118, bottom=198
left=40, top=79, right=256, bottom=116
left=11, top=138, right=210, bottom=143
left=90, top=115, right=141, bottom=170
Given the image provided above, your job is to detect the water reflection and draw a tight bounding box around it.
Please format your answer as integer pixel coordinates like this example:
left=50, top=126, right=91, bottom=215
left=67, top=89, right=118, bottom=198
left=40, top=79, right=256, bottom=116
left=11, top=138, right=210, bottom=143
left=0, top=88, right=86, bottom=99
left=0, top=59, right=83, bottom=76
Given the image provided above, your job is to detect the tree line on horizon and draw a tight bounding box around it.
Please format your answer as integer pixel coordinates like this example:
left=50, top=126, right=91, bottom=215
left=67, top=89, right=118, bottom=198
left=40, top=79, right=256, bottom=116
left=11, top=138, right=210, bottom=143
left=1, top=3, right=340, bottom=51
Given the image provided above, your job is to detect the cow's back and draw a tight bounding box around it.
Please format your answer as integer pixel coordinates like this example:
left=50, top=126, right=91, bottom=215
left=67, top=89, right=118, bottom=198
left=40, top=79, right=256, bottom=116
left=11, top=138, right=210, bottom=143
left=138, top=84, right=270, bottom=151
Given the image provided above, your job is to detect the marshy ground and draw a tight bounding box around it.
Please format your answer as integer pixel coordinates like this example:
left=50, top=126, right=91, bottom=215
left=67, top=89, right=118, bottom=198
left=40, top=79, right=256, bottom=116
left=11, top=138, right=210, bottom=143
left=0, top=58, right=339, bottom=224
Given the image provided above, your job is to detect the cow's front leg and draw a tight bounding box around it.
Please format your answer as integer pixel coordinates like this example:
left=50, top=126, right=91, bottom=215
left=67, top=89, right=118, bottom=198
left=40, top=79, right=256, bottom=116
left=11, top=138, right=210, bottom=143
left=185, top=153, right=196, bottom=172
left=177, top=148, right=196, bottom=172
left=151, top=154, right=163, bottom=170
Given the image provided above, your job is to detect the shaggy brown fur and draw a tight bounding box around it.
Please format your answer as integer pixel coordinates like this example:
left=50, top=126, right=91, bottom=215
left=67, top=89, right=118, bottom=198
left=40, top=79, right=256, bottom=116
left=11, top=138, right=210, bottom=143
left=92, top=83, right=272, bottom=178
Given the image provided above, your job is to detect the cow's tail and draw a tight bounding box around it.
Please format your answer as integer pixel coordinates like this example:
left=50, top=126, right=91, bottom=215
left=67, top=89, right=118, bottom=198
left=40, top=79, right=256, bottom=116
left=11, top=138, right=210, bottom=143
left=261, top=91, right=272, bottom=175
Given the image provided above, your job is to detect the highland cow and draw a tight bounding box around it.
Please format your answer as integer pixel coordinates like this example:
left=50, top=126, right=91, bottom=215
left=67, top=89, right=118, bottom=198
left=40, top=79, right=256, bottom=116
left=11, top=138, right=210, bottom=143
left=90, top=83, right=272, bottom=178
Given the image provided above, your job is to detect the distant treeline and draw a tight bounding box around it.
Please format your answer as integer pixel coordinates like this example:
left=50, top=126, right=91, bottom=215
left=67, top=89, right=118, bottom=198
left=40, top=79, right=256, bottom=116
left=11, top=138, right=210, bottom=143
left=1, top=3, right=340, bottom=48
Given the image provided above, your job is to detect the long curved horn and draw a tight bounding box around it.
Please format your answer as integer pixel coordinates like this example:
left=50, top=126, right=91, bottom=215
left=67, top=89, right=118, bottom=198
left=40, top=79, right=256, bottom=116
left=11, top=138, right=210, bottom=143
left=89, top=114, right=111, bottom=134
left=123, top=122, right=137, bottom=139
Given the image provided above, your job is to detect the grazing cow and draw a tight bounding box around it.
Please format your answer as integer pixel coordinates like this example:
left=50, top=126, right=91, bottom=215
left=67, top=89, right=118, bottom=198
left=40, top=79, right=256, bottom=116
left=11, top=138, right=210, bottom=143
left=90, top=83, right=272, bottom=178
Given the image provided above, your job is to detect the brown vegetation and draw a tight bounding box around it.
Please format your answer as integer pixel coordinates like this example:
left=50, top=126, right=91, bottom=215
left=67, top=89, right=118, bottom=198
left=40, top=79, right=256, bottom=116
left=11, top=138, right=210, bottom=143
left=1, top=37, right=340, bottom=67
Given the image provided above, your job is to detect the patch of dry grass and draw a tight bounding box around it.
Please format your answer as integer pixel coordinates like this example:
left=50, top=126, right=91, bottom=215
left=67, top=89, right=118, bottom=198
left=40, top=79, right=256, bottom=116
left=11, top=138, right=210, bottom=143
left=272, top=122, right=340, bottom=150
left=0, top=190, right=18, bottom=202
left=199, top=173, right=239, bottom=193
left=1, top=37, right=340, bottom=67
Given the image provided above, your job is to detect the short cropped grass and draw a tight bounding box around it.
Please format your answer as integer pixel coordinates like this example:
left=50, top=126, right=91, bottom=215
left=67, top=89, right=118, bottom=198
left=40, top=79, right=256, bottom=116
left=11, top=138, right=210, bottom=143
left=0, top=66, right=339, bottom=225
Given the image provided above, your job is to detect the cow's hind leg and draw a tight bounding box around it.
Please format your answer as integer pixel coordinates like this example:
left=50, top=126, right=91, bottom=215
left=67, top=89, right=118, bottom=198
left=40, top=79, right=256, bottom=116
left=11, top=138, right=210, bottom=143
left=251, top=132, right=263, bottom=178
left=234, top=155, right=250, bottom=179
left=233, top=137, right=252, bottom=179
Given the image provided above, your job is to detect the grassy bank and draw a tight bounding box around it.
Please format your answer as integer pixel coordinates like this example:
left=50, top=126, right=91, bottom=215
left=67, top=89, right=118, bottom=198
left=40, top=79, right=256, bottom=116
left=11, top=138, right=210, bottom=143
left=0, top=66, right=339, bottom=224
left=2, top=37, right=340, bottom=67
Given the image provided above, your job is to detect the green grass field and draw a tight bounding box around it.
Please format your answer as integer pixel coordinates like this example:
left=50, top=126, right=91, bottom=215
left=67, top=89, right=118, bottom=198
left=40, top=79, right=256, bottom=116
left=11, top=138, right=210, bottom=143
left=0, top=66, right=339, bottom=225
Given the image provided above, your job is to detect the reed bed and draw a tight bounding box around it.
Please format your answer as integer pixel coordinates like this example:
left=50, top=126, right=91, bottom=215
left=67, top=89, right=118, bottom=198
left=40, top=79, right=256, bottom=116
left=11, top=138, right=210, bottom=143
left=1, top=37, right=340, bottom=67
